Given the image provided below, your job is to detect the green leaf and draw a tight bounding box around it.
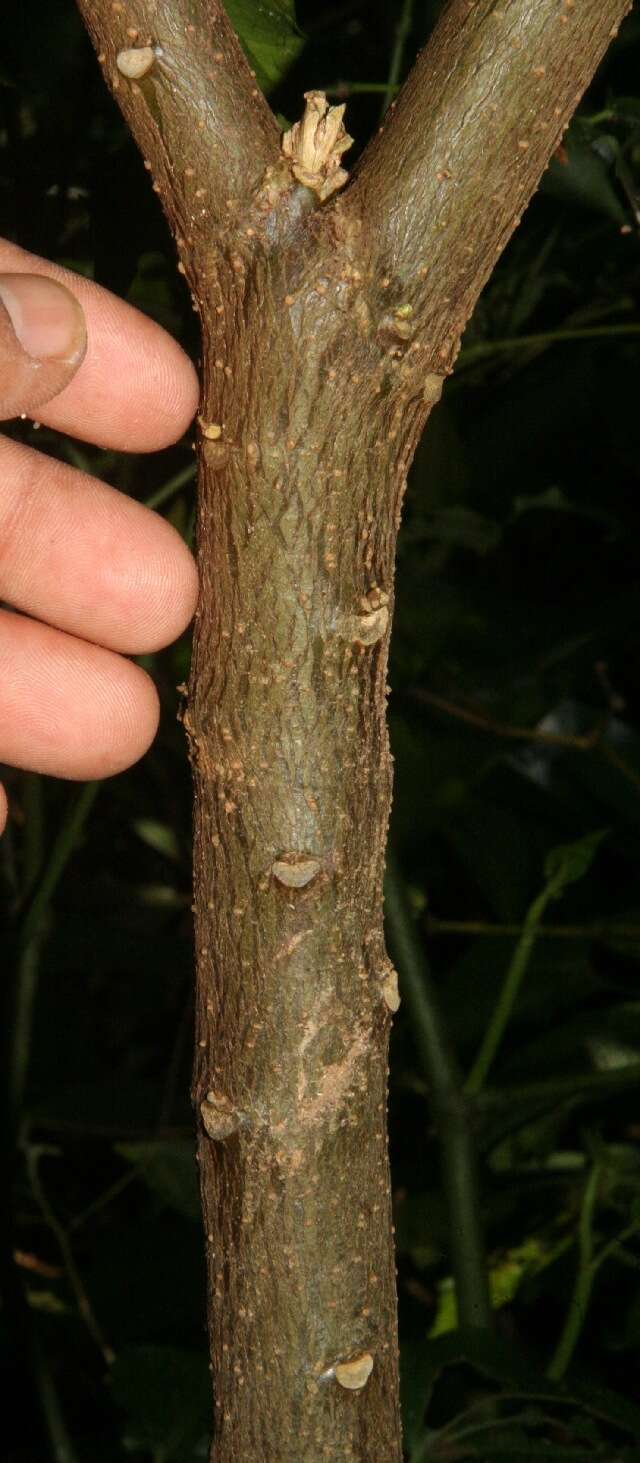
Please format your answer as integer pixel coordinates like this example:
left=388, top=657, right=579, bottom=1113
left=132, top=818, right=181, bottom=862
left=423, top=505, right=502, bottom=555
left=115, top=1141, right=200, bottom=1221
left=543, top=829, right=607, bottom=897
left=567, top=1383, right=640, bottom=1443
left=587, top=96, right=640, bottom=127
left=135, top=883, right=189, bottom=909
left=415, top=1329, right=640, bottom=1441
left=514, top=485, right=572, bottom=516
left=27, top=1288, right=67, bottom=1315
left=429, top=1237, right=552, bottom=1338
left=224, top=0, right=302, bottom=92
left=612, top=96, right=640, bottom=121
left=477, top=1064, right=640, bottom=1155
left=542, top=134, right=626, bottom=222
left=417, top=1326, right=541, bottom=1418
left=111, top=1345, right=210, bottom=1460
left=511, top=487, right=620, bottom=538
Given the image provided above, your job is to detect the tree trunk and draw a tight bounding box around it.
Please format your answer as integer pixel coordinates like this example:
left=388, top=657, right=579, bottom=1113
left=187, top=224, right=423, bottom=1458
left=76, top=1, right=632, bottom=1457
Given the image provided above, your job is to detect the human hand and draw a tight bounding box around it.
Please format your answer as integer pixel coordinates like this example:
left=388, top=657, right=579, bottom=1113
left=0, top=242, right=199, bottom=834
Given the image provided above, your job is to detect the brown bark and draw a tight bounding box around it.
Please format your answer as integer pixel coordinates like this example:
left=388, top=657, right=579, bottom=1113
left=76, top=1, right=632, bottom=1458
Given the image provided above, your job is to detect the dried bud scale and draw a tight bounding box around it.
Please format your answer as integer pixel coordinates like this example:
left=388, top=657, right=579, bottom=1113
left=282, top=91, right=353, bottom=202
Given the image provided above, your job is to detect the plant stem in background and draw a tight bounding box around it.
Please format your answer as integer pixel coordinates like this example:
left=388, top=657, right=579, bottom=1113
left=32, top=1336, right=81, bottom=1463
left=144, top=459, right=196, bottom=511
left=460, top=322, right=640, bottom=367
left=548, top=1160, right=640, bottom=1381
left=428, top=917, right=640, bottom=939
left=20, top=774, right=45, bottom=903
left=24, top=1141, right=114, bottom=1365
left=2, top=780, right=96, bottom=1463
left=384, top=851, right=492, bottom=1331
left=465, top=885, right=552, bottom=1096
left=326, top=82, right=400, bottom=98
left=465, top=831, right=606, bottom=1095
left=10, top=781, right=99, bottom=1132
left=547, top=1158, right=602, bottom=1381
left=477, top=1061, right=640, bottom=1111
left=379, top=0, right=413, bottom=118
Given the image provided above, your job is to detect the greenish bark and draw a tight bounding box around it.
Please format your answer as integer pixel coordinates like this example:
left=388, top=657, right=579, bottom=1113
left=75, top=1, right=632, bottom=1457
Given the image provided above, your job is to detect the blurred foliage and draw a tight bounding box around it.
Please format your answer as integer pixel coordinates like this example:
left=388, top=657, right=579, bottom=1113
left=2, top=0, right=640, bottom=1458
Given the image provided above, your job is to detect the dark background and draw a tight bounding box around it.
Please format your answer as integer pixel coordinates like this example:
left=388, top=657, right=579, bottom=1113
left=2, top=2, right=640, bottom=1458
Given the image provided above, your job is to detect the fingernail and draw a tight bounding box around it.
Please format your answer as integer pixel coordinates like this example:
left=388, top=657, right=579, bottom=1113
left=0, top=273, right=86, bottom=364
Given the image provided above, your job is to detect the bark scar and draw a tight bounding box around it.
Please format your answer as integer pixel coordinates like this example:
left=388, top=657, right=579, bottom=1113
left=296, top=1027, right=369, bottom=1132
left=272, top=854, right=322, bottom=889
left=200, top=1090, right=241, bottom=1139
left=336, top=588, right=390, bottom=647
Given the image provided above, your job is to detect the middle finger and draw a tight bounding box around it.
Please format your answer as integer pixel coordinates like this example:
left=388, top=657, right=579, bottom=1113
left=0, top=434, right=198, bottom=653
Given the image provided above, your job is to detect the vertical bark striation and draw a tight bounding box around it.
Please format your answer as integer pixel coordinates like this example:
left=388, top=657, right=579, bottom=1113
left=352, top=0, right=633, bottom=348
left=186, top=213, right=437, bottom=1457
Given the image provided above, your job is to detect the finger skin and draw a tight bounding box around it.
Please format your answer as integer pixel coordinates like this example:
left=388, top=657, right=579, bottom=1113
left=0, top=783, right=7, bottom=834
left=0, top=609, right=160, bottom=780
left=0, top=241, right=199, bottom=450
left=0, top=435, right=198, bottom=652
left=0, top=276, right=87, bottom=421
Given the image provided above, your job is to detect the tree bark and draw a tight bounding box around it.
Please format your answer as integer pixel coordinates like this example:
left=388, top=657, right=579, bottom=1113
left=76, top=0, right=632, bottom=1457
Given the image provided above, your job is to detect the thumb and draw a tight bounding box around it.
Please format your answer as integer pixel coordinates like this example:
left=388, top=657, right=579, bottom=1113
left=0, top=273, right=87, bottom=421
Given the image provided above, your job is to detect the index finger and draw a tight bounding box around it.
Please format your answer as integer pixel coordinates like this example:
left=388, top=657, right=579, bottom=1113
left=0, top=241, right=199, bottom=452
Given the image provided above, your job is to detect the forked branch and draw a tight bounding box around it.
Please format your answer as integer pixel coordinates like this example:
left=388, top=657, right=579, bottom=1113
left=78, top=0, right=632, bottom=378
